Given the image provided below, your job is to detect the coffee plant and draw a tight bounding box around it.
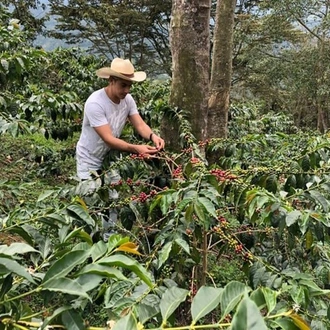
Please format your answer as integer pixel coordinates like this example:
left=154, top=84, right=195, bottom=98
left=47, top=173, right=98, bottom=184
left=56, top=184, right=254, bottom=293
left=1, top=7, right=330, bottom=329
left=3, top=105, right=330, bottom=328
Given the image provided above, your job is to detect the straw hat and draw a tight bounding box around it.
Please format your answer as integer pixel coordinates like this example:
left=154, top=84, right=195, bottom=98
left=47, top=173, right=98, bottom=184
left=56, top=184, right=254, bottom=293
left=96, top=58, right=146, bottom=82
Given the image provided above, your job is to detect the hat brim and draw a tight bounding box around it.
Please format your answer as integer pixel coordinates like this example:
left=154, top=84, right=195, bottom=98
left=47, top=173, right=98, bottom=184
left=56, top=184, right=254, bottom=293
left=96, top=67, right=146, bottom=82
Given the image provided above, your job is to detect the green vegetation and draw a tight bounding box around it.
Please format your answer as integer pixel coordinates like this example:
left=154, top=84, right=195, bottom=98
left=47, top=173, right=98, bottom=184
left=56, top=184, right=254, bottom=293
left=3, top=101, right=330, bottom=329
left=2, top=3, right=330, bottom=330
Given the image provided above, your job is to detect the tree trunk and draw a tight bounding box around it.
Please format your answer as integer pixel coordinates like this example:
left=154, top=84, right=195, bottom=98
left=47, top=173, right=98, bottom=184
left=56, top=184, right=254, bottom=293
left=316, top=36, right=329, bottom=133
left=162, top=0, right=211, bottom=152
left=207, top=0, right=236, bottom=164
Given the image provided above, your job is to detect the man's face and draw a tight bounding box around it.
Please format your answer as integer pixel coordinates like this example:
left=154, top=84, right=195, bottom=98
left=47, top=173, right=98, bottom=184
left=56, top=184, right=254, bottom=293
left=113, top=78, right=133, bottom=99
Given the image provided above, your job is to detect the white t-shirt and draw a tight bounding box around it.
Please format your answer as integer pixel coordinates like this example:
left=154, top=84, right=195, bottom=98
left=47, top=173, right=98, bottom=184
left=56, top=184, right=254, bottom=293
left=76, top=88, right=138, bottom=179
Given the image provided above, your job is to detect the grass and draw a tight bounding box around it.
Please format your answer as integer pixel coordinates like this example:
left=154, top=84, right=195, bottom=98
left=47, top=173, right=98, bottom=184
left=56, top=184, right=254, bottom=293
left=1, top=132, right=77, bottom=180
left=0, top=132, right=77, bottom=210
left=0, top=132, right=78, bottom=244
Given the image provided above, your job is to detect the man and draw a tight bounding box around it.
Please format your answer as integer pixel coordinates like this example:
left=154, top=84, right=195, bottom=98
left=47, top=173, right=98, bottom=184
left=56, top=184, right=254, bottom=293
left=76, top=57, right=165, bottom=179
left=76, top=58, right=165, bottom=238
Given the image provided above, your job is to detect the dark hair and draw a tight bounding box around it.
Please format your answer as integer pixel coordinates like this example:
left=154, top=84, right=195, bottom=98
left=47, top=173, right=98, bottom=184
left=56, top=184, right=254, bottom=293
left=109, top=76, right=118, bottom=82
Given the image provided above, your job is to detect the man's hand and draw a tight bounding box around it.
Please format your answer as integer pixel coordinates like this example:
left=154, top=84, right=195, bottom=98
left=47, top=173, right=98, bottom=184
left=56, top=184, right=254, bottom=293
left=128, top=114, right=165, bottom=151
left=134, top=144, right=159, bottom=156
left=151, top=134, right=165, bottom=151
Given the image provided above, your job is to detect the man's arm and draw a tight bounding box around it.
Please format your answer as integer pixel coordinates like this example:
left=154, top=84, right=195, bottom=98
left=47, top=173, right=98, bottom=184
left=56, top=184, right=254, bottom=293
left=129, top=114, right=165, bottom=150
left=94, top=124, right=158, bottom=155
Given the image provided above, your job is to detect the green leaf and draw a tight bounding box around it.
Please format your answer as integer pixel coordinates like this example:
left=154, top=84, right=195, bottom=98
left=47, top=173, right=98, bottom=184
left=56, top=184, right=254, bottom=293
left=310, top=320, right=327, bottom=330
left=231, top=297, right=268, bottom=330
left=265, top=174, right=277, bottom=193
left=40, top=277, right=90, bottom=300
left=284, top=175, right=297, bottom=192
left=159, top=189, right=176, bottom=215
left=108, top=297, right=135, bottom=315
left=157, top=241, right=173, bottom=269
left=0, top=96, right=6, bottom=106
left=191, top=286, right=222, bottom=324
left=38, top=236, right=52, bottom=260
left=160, top=287, right=188, bottom=322
left=308, top=190, right=329, bottom=212
left=174, top=238, right=190, bottom=254
left=185, top=203, right=194, bottom=222
left=250, top=264, right=267, bottom=288
left=43, top=250, right=90, bottom=283
left=7, top=227, right=33, bottom=245
left=107, top=234, right=130, bottom=252
left=72, top=242, right=91, bottom=251
left=261, top=287, right=278, bottom=315
left=220, top=281, right=250, bottom=320
left=236, top=187, right=248, bottom=207
left=104, top=281, right=132, bottom=309
left=98, top=254, right=153, bottom=287
left=64, top=227, right=93, bottom=245
left=75, top=274, right=103, bottom=292
left=301, top=155, right=310, bottom=171
left=1, top=59, right=9, bottom=71
left=299, top=279, right=330, bottom=296
left=38, top=216, right=61, bottom=228
left=137, top=303, right=159, bottom=325
left=149, top=194, right=162, bottom=215
left=291, top=286, right=305, bottom=306
left=0, top=257, right=35, bottom=283
left=197, top=197, right=218, bottom=218
left=90, top=240, right=107, bottom=261
left=61, top=309, right=86, bottom=330
left=136, top=294, right=160, bottom=324
left=174, top=198, right=193, bottom=216
left=78, top=264, right=127, bottom=281
left=44, top=213, right=68, bottom=225
left=112, top=313, right=138, bottom=330
left=194, top=200, right=206, bottom=223
left=37, top=190, right=56, bottom=202
left=286, top=210, right=302, bottom=227
left=184, top=161, right=193, bottom=176
left=8, top=122, right=18, bottom=137
left=0, top=243, right=38, bottom=256
left=40, top=306, right=72, bottom=330
left=313, top=219, right=327, bottom=240
left=250, top=288, right=266, bottom=309
left=200, top=187, right=220, bottom=201
left=66, top=204, right=95, bottom=226
left=0, top=274, right=12, bottom=301
left=15, top=57, right=25, bottom=72
left=305, top=229, right=314, bottom=250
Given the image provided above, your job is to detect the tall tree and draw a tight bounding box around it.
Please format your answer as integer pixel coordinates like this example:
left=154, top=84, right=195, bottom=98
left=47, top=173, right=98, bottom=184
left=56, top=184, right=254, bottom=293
left=243, top=0, right=330, bottom=131
left=207, top=0, right=236, bottom=164
left=163, top=0, right=211, bottom=151
left=47, top=0, right=172, bottom=76
left=280, top=0, right=330, bottom=132
left=2, top=0, right=46, bottom=40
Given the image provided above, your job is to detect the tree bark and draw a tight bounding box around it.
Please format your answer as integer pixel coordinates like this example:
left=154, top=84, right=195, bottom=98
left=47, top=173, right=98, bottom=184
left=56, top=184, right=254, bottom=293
left=162, top=0, right=211, bottom=152
left=316, top=35, right=329, bottom=133
left=207, top=0, right=236, bottom=164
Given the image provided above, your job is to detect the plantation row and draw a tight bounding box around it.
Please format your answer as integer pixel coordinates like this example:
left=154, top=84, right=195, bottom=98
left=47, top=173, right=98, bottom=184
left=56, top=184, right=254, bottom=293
left=1, top=9, right=330, bottom=328
left=1, top=102, right=330, bottom=329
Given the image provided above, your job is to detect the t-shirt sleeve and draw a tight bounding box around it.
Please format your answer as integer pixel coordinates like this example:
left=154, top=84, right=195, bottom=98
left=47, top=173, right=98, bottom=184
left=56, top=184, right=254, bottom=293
left=126, top=94, right=139, bottom=116
left=85, top=102, right=108, bottom=127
